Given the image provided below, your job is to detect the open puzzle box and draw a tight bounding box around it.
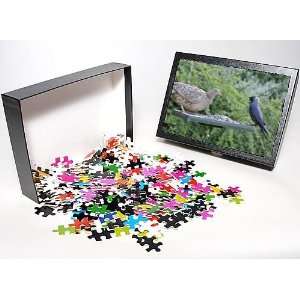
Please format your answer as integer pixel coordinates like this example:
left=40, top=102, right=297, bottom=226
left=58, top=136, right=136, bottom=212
left=2, top=63, right=133, bottom=202
left=2, top=62, right=243, bottom=253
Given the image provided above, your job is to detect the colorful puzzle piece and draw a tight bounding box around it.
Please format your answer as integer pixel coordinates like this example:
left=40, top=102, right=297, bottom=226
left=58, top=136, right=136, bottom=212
left=53, top=225, right=77, bottom=235
left=33, top=134, right=244, bottom=253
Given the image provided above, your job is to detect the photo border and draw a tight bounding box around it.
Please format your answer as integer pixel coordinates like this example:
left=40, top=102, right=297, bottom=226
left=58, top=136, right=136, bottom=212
left=156, top=52, right=299, bottom=170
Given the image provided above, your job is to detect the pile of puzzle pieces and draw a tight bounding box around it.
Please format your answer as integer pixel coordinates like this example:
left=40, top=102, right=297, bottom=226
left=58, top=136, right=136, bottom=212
left=33, top=135, right=244, bottom=252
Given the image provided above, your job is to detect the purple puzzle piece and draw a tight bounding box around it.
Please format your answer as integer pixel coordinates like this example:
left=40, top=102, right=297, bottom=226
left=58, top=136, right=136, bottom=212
left=146, top=197, right=157, bottom=205
left=228, top=186, right=241, bottom=193
left=142, top=167, right=157, bottom=177
left=177, top=187, right=190, bottom=198
left=81, top=190, right=96, bottom=201
left=99, top=178, right=116, bottom=186
left=163, top=200, right=182, bottom=209
left=199, top=209, right=214, bottom=220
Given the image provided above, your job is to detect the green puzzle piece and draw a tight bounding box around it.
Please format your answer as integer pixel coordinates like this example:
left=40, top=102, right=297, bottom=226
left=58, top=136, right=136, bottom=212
left=114, top=226, right=130, bottom=237
left=229, top=196, right=244, bottom=204
left=103, top=163, right=119, bottom=174
left=107, top=194, right=115, bottom=203
left=53, top=225, right=76, bottom=235
left=147, top=205, right=161, bottom=214
left=204, top=194, right=215, bottom=202
left=195, top=171, right=206, bottom=177
left=87, top=204, right=109, bottom=214
left=153, top=154, right=161, bottom=161
left=108, top=164, right=119, bottom=174
left=159, top=191, right=170, bottom=197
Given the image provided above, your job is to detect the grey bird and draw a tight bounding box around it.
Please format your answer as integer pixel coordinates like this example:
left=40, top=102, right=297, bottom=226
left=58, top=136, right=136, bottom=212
left=249, top=96, right=269, bottom=135
left=172, top=82, right=221, bottom=113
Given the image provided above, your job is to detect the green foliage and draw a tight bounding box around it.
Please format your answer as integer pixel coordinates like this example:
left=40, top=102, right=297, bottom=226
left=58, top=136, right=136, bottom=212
left=162, top=59, right=290, bottom=158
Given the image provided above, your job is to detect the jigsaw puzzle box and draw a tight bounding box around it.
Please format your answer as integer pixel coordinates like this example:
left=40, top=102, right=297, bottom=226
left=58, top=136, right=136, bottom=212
left=2, top=63, right=133, bottom=202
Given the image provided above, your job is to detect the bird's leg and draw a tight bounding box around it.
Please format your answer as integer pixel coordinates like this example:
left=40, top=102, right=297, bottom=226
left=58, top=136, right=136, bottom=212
left=181, top=105, right=186, bottom=113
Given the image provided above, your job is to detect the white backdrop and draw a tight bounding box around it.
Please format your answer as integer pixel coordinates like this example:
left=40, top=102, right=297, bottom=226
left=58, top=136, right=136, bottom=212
left=0, top=40, right=300, bottom=258
left=22, top=70, right=126, bottom=167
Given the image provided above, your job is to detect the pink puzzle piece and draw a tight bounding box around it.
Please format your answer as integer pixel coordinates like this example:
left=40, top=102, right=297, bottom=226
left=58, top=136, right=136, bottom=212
left=51, top=156, right=73, bottom=168
left=62, top=156, right=73, bottom=168
left=191, top=182, right=204, bottom=192
left=57, top=172, right=77, bottom=183
left=176, top=187, right=190, bottom=198
left=171, top=170, right=186, bottom=179
left=201, top=186, right=211, bottom=193
left=192, top=182, right=211, bottom=194
left=153, top=182, right=165, bottom=189
left=51, top=157, right=61, bottom=167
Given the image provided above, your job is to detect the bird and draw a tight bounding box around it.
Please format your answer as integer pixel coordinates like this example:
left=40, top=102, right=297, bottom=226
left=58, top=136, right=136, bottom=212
left=249, top=96, right=269, bottom=135
left=172, top=82, right=221, bottom=113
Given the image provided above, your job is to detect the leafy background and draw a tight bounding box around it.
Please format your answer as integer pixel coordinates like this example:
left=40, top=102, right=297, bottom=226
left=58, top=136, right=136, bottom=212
left=162, top=59, right=290, bottom=158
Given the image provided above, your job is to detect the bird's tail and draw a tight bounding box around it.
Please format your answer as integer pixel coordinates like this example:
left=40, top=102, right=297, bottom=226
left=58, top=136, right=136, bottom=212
left=261, top=125, right=270, bottom=136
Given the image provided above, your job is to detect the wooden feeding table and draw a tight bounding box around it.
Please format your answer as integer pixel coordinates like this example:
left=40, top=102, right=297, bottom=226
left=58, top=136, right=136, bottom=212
left=173, top=109, right=255, bottom=131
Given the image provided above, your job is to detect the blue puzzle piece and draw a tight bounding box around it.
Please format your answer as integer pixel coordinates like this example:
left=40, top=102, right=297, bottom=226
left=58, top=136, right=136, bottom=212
left=125, top=214, right=148, bottom=230
left=180, top=176, right=191, bottom=185
left=72, top=181, right=90, bottom=188
left=72, top=209, right=84, bottom=219
left=99, top=211, right=116, bottom=223
left=139, top=181, right=147, bottom=190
